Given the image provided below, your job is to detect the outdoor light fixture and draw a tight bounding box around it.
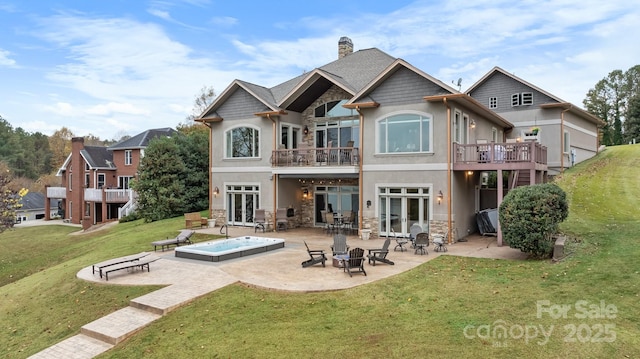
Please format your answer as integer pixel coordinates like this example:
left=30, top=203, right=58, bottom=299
left=470, top=119, right=476, bottom=129
left=303, top=125, right=309, bottom=135
left=213, top=186, right=219, bottom=197
left=303, top=188, right=309, bottom=198
left=437, top=190, right=444, bottom=205
left=366, top=200, right=372, bottom=208
left=467, top=171, right=474, bottom=176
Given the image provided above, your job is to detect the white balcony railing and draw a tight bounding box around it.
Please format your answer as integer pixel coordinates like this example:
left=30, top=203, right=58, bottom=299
left=46, top=187, right=67, bottom=199
left=83, top=188, right=132, bottom=203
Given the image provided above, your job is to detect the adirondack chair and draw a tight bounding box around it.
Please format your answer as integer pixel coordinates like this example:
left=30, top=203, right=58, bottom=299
left=331, top=234, right=349, bottom=255
left=367, top=238, right=394, bottom=266
left=343, top=247, right=367, bottom=277
left=301, top=241, right=327, bottom=268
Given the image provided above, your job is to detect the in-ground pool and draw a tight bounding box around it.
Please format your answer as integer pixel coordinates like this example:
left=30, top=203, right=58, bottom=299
left=174, top=236, right=285, bottom=262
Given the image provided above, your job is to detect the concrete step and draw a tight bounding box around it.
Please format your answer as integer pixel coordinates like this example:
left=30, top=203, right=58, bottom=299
left=80, top=306, right=161, bottom=345
left=28, top=334, right=113, bottom=359
left=130, top=281, right=232, bottom=315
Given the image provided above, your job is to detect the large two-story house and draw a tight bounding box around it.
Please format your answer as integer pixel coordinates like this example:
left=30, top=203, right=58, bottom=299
left=197, top=37, right=599, bottom=245
left=45, top=128, right=176, bottom=228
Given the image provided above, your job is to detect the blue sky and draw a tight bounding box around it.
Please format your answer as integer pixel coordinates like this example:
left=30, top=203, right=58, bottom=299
left=1, top=0, right=638, bottom=140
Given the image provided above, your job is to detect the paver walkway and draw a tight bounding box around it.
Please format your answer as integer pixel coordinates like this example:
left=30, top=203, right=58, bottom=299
left=28, top=226, right=527, bottom=358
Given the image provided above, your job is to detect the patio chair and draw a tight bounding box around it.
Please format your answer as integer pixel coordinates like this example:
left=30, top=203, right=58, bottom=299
left=254, top=209, right=267, bottom=232
left=392, top=227, right=409, bottom=252
left=344, top=247, right=367, bottom=277
left=342, top=210, right=354, bottom=234
left=433, top=234, right=448, bottom=252
left=325, top=212, right=336, bottom=235
left=414, top=232, right=429, bottom=255
left=275, top=208, right=288, bottom=231
left=367, top=238, right=394, bottom=266
left=301, top=241, right=327, bottom=268
left=407, top=223, right=423, bottom=249
left=331, top=234, right=349, bottom=255
left=151, top=230, right=195, bottom=251
left=296, top=143, right=311, bottom=165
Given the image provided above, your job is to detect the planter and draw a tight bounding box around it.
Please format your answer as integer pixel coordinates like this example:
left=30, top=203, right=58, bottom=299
left=360, top=229, right=371, bottom=240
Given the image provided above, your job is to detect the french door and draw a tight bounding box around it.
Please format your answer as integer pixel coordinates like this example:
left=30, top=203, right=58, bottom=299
left=378, top=187, right=430, bottom=237
left=314, top=185, right=358, bottom=226
left=226, top=184, right=260, bottom=226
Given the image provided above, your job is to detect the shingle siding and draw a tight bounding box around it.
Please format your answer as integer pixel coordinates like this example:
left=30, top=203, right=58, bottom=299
left=370, top=67, right=449, bottom=106
left=217, top=88, right=271, bottom=121
left=469, top=72, right=557, bottom=113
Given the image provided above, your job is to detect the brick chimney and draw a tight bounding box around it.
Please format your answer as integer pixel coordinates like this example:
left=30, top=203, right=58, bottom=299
left=338, top=36, right=353, bottom=59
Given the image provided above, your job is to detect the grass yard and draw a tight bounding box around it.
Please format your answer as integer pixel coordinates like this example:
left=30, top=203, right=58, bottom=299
left=2, top=146, right=640, bottom=358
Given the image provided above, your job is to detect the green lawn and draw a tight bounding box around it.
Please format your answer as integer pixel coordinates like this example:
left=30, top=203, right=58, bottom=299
left=2, top=146, right=640, bottom=358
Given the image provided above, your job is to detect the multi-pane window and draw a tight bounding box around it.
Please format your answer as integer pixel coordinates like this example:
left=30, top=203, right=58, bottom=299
left=378, top=113, right=432, bottom=153
left=125, top=150, right=132, bottom=165
left=226, top=126, right=260, bottom=158
left=97, top=174, right=105, bottom=188
left=489, top=97, right=497, bottom=109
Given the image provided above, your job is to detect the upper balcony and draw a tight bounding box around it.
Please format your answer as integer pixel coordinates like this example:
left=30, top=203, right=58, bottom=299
left=46, top=187, right=67, bottom=199
left=453, top=141, right=547, bottom=171
left=84, top=188, right=133, bottom=203
left=271, top=146, right=360, bottom=167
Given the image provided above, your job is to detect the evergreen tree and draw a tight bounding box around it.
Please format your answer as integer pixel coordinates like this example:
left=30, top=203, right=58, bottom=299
left=133, top=137, right=187, bottom=222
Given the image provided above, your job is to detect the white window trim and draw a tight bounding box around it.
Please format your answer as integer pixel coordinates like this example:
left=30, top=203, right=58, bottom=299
left=563, top=130, right=570, bottom=154
left=489, top=96, right=497, bottom=109
left=375, top=110, right=434, bottom=154
left=224, top=124, right=261, bottom=159
left=124, top=150, right=132, bottom=166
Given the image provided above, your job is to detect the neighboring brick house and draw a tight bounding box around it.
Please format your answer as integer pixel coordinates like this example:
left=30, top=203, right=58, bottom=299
left=466, top=67, right=604, bottom=175
left=45, top=128, right=176, bottom=228
left=197, top=37, right=601, bottom=245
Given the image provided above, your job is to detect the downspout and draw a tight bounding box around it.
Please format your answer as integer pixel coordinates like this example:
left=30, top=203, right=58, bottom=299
left=204, top=121, right=213, bottom=220
left=560, top=106, right=571, bottom=173
left=443, top=98, right=453, bottom=244
left=268, top=114, right=278, bottom=226
left=355, top=106, right=364, bottom=234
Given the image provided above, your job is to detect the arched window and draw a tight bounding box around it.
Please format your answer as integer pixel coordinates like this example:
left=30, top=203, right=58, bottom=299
left=226, top=126, right=260, bottom=158
left=378, top=113, right=432, bottom=153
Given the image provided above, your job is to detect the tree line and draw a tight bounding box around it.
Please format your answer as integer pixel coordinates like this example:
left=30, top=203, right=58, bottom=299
left=584, top=65, right=640, bottom=146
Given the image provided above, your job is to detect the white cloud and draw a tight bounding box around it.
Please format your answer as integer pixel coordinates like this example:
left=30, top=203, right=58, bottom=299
left=86, top=102, right=151, bottom=116
left=0, top=49, right=16, bottom=67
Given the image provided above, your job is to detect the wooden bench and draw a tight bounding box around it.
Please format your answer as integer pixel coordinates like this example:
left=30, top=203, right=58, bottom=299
left=185, top=212, right=208, bottom=229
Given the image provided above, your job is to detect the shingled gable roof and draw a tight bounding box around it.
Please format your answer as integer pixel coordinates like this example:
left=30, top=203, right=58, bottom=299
left=345, top=58, right=459, bottom=107
left=81, top=146, right=115, bottom=170
left=466, top=66, right=604, bottom=126
left=108, top=127, right=176, bottom=150
left=197, top=47, right=396, bottom=120
left=466, top=66, right=565, bottom=103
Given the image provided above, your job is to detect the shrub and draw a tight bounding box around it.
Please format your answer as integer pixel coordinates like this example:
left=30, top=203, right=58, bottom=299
left=499, top=183, right=568, bottom=258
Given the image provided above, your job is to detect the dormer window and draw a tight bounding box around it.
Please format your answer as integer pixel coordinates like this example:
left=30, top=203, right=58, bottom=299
left=511, top=92, right=533, bottom=107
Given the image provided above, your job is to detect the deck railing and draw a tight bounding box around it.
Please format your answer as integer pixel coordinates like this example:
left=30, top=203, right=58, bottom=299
left=84, top=188, right=132, bottom=203
left=271, top=146, right=360, bottom=167
left=454, top=141, right=547, bottom=166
